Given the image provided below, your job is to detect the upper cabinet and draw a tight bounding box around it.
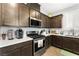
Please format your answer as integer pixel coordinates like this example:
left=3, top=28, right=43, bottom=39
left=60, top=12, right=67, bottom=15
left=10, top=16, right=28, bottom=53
left=30, top=8, right=40, bottom=19
left=2, top=3, right=19, bottom=26
left=35, top=11, right=40, bottom=19
left=40, top=13, right=47, bottom=28
left=29, top=3, right=40, bottom=19
left=40, top=13, right=50, bottom=28
left=19, top=4, right=29, bottom=27
left=0, top=3, right=50, bottom=28
left=46, top=17, right=51, bottom=28
left=27, top=3, right=40, bottom=11
left=30, top=8, right=36, bottom=18
left=1, top=3, right=29, bottom=27
left=50, top=14, right=63, bottom=28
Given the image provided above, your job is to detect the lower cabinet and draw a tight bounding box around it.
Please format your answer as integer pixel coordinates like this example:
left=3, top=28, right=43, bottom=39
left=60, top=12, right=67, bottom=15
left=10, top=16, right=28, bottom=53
left=51, top=35, right=63, bottom=48
left=0, top=40, right=33, bottom=56
left=73, top=39, right=79, bottom=54
left=51, top=35, right=79, bottom=55
left=45, top=36, right=52, bottom=49
left=63, top=37, right=79, bottom=54
left=63, top=37, right=74, bottom=50
left=2, top=48, right=20, bottom=56
left=21, top=45, right=32, bottom=56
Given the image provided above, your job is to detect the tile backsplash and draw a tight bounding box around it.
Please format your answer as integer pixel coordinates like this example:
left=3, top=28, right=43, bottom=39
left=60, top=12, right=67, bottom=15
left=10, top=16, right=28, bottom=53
left=0, top=26, right=50, bottom=40
left=50, top=28, right=79, bottom=36
left=1, top=26, right=79, bottom=40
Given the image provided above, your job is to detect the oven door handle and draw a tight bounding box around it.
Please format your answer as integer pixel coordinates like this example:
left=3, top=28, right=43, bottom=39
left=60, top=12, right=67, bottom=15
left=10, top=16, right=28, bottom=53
left=34, top=39, right=45, bottom=43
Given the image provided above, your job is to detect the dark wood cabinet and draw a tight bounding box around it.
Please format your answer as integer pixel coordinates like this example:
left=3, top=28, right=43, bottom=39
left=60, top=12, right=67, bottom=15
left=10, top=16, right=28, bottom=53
left=19, top=4, right=29, bottom=27
left=55, top=36, right=63, bottom=48
left=35, top=11, right=40, bottom=19
left=30, top=8, right=36, bottom=18
left=40, top=13, right=50, bottom=28
left=2, top=3, right=19, bottom=26
left=2, top=48, right=20, bottom=56
left=0, top=3, right=51, bottom=28
left=51, top=35, right=63, bottom=48
left=63, top=37, right=79, bottom=54
left=21, top=45, right=32, bottom=56
left=73, top=39, right=79, bottom=54
left=63, top=37, right=72, bottom=49
left=0, top=40, right=33, bottom=56
left=30, top=8, right=40, bottom=19
left=40, top=13, right=47, bottom=28
left=0, top=3, right=30, bottom=27
left=29, top=3, right=41, bottom=20
left=51, top=35, right=79, bottom=55
left=27, top=3, right=40, bottom=11
left=29, top=4, right=51, bottom=28
left=0, top=3, right=50, bottom=28
left=45, top=36, right=52, bottom=49
left=46, top=17, right=51, bottom=28
left=50, top=14, right=63, bottom=28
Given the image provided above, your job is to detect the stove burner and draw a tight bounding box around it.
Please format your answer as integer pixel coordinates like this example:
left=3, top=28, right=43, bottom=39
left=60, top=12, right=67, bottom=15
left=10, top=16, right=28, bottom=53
left=27, top=34, right=45, bottom=39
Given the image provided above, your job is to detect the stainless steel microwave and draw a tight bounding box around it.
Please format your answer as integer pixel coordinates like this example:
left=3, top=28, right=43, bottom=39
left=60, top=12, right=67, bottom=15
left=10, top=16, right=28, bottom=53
left=29, top=17, right=42, bottom=27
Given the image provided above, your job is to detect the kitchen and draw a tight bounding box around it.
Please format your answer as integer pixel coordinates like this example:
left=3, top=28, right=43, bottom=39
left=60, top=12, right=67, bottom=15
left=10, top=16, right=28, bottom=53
left=0, top=3, right=79, bottom=56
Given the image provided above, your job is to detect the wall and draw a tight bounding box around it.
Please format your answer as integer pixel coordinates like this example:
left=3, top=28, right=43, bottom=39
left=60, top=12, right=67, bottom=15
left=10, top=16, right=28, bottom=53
left=52, top=5, right=79, bottom=30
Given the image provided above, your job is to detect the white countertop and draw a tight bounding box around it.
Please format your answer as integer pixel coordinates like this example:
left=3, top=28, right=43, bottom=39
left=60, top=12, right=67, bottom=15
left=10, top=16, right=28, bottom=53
left=42, top=33, right=64, bottom=36
left=0, top=37, right=33, bottom=48
left=43, top=33, right=79, bottom=38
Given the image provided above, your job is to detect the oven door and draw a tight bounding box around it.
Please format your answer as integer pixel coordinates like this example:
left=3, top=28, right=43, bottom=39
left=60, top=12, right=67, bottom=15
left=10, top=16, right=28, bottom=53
left=34, top=39, right=45, bottom=52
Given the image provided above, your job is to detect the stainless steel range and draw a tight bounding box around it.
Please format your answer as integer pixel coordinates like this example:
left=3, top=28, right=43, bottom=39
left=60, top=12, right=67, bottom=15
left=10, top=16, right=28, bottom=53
left=27, top=31, right=46, bottom=56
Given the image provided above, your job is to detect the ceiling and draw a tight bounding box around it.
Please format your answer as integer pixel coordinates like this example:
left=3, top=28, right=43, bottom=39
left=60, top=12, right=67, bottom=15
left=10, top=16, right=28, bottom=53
left=39, top=3, right=78, bottom=17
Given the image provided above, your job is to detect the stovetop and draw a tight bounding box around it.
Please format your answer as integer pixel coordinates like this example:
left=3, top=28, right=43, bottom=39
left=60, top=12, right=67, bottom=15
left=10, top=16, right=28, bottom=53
left=27, top=34, right=45, bottom=39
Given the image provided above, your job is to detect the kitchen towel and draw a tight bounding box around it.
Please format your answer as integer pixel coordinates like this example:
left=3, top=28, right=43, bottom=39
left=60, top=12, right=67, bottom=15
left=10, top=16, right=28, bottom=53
left=38, top=39, right=43, bottom=48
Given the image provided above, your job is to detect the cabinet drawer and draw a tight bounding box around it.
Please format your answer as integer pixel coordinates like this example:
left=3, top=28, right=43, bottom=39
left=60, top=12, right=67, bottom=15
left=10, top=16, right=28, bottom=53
left=1, top=48, right=20, bottom=56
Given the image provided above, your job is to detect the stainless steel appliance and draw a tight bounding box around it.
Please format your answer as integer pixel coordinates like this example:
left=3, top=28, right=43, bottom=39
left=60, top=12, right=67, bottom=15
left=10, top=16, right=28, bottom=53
left=7, top=29, right=14, bottom=40
left=15, top=28, right=23, bottom=39
left=34, top=37, right=45, bottom=56
left=27, top=31, right=45, bottom=56
left=29, top=17, right=42, bottom=27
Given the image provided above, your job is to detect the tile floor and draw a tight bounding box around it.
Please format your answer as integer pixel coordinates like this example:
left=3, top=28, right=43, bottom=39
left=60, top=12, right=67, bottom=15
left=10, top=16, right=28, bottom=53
left=42, top=46, right=63, bottom=56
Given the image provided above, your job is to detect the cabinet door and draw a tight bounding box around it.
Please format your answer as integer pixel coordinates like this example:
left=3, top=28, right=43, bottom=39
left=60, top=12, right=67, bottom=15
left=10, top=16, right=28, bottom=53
left=40, top=13, right=50, bottom=28
left=40, top=13, right=47, bottom=28
left=45, top=36, right=52, bottom=49
left=21, top=45, right=32, bottom=56
left=27, top=3, right=40, bottom=11
left=63, top=38, right=79, bottom=54
left=51, top=35, right=57, bottom=46
left=19, top=4, right=29, bottom=27
left=46, top=17, right=50, bottom=28
left=55, top=36, right=63, bottom=48
left=50, top=14, right=63, bottom=28
left=73, top=39, right=79, bottom=53
left=35, top=11, right=40, bottom=19
left=63, top=37, right=74, bottom=50
left=2, top=48, right=20, bottom=56
left=30, top=8, right=36, bottom=18
left=2, top=3, right=19, bottom=26
left=51, top=35, right=63, bottom=48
